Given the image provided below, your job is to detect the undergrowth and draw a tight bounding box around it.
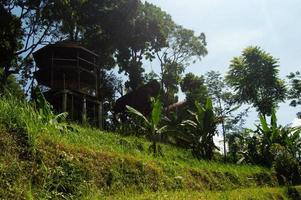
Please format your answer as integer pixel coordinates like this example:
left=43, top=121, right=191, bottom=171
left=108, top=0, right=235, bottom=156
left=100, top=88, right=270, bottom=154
left=0, top=96, right=297, bottom=199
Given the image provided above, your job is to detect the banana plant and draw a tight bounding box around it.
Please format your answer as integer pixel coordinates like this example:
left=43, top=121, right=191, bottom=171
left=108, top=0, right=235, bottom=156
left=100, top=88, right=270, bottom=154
left=33, top=86, right=74, bottom=133
left=258, top=110, right=291, bottom=149
left=181, top=98, right=218, bottom=160
left=126, top=97, right=167, bottom=155
left=254, top=109, right=301, bottom=166
left=258, top=110, right=280, bottom=146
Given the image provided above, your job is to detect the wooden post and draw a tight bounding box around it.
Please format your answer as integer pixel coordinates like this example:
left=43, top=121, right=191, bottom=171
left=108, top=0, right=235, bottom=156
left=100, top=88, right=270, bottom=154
left=94, top=56, right=98, bottom=97
left=95, top=73, right=98, bottom=97
left=51, top=51, right=54, bottom=87
left=71, top=94, right=74, bottom=120
left=93, top=104, right=96, bottom=126
left=82, top=97, right=87, bottom=124
left=77, top=50, right=81, bottom=91
left=98, top=102, right=103, bottom=129
left=62, top=90, right=67, bottom=113
left=63, top=73, right=66, bottom=89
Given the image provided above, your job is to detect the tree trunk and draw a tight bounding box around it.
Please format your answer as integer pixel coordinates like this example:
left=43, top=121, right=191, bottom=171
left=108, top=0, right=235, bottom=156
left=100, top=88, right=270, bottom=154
left=218, top=99, right=227, bottom=162
left=0, top=66, right=12, bottom=93
left=222, top=119, right=227, bottom=161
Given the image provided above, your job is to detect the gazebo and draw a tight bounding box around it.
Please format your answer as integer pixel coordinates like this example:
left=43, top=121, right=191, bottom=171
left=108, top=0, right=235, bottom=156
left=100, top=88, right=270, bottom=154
left=33, top=41, right=103, bottom=128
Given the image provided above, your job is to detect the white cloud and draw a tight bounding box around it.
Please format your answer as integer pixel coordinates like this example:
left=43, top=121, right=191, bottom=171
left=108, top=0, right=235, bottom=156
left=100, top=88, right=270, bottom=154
left=291, top=118, right=301, bottom=128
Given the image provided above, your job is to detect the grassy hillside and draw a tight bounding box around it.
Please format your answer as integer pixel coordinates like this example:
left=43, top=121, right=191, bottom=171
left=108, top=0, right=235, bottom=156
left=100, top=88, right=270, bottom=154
left=106, top=186, right=301, bottom=200
left=0, top=97, right=300, bottom=199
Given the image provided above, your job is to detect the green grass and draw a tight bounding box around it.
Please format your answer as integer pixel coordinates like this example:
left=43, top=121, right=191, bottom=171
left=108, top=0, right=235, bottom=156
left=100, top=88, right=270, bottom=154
left=44, top=126, right=267, bottom=174
left=105, top=187, right=290, bottom=200
left=1, top=96, right=299, bottom=199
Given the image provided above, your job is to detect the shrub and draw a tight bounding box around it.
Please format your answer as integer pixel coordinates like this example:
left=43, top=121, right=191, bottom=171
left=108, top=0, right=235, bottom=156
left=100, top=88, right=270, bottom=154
left=181, top=99, right=218, bottom=160
left=271, top=144, right=301, bottom=185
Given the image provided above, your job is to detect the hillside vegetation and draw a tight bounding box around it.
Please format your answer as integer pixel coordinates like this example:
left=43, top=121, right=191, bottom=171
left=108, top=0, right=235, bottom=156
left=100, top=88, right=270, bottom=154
left=0, top=97, right=300, bottom=199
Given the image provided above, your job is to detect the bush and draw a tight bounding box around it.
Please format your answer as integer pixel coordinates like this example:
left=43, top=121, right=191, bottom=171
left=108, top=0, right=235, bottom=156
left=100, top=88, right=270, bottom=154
left=271, top=144, right=301, bottom=185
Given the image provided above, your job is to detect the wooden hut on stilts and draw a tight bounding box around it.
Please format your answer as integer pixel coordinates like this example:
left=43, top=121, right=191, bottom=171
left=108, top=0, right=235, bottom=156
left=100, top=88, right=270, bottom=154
left=33, top=41, right=103, bottom=128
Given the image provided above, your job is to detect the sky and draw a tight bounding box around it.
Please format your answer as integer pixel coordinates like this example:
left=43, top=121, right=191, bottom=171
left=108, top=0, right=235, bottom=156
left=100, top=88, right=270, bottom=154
left=144, top=0, right=301, bottom=127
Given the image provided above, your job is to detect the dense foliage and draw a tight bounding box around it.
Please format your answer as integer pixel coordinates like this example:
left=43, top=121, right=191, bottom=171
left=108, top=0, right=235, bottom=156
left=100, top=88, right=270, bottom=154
left=157, top=26, right=208, bottom=105
left=227, top=110, right=301, bottom=184
left=1, top=1, right=301, bottom=197
left=226, top=46, right=286, bottom=117
left=0, top=97, right=281, bottom=199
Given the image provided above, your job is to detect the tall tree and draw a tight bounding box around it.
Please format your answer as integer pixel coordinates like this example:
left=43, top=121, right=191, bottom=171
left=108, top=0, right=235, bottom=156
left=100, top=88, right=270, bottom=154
left=156, top=25, right=208, bottom=105
left=205, top=70, right=247, bottom=161
left=115, top=1, right=174, bottom=90
left=1, top=0, right=175, bottom=95
left=46, top=0, right=140, bottom=69
left=181, top=73, right=208, bottom=109
left=226, top=46, right=286, bottom=117
left=0, top=0, right=68, bottom=92
left=78, top=0, right=175, bottom=91
left=0, top=3, right=22, bottom=90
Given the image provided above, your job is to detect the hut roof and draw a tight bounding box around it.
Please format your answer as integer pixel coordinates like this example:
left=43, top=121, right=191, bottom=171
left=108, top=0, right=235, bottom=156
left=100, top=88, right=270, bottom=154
left=33, top=40, right=99, bottom=58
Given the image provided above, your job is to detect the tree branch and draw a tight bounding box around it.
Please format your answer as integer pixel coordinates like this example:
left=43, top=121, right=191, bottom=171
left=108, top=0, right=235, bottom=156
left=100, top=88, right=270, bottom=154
left=15, top=23, right=50, bottom=56
left=18, top=24, right=51, bottom=69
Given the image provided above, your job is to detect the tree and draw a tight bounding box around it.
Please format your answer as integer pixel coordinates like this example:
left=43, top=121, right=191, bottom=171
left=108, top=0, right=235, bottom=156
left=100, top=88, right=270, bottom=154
left=175, top=73, right=209, bottom=145
left=205, top=70, right=248, bottom=161
left=1, top=0, right=206, bottom=100
left=99, top=70, right=123, bottom=129
left=160, top=61, right=183, bottom=104
left=0, top=3, right=22, bottom=89
left=77, top=0, right=175, bottom=91
left=0, top=0, right=179, bottom=99
left=287, top=71, right=301, bottom=116
left=156, top=25, right=208, bottom=105
left=40, top=0, right=149, bottom=91
left=81, top=0, right=182, bottom=91
left=0, top=1, right=62, bottom=91
left=162, top=73, right=208, bottom=149
left=226, top=46, right=286, bottom=117
left=181, top=73, right=208, bottom=107
left=107, top=1, right=174, bottom=91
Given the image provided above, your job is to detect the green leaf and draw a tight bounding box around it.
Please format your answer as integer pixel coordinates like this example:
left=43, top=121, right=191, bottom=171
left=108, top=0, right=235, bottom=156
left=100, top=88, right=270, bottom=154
left=54, top=112, right=68, bottom=122
left=126, top=105, right=149, bottom=125
left=205, top=98, right=213, bottom=110
left=194, top=101, right=205, bottom=125
left=181, top=120, right=197, bottom=128
left=151, top=98, right=162, bottom=128
left=157, top=125, right=168, bottom=134
left=259, top=113, right=269, bottom=132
